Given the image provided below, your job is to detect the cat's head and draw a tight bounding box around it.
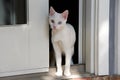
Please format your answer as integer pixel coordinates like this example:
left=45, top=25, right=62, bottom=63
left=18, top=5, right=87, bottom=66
left=49, top=7, right=69, bottom=30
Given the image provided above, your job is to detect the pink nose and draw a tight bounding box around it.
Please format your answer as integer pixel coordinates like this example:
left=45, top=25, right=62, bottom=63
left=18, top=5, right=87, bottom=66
left=53, top=26, right=56, bottom=29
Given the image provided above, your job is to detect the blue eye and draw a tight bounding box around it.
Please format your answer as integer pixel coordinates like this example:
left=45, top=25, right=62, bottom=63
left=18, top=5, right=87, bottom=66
left=58, top=21, right=62, bottom=24
left=51, top=20, right=54, bottom=23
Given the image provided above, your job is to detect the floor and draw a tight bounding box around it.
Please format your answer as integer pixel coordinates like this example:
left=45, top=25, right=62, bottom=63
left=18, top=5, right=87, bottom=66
left=0, top=64, right=120, bottom=80
left=0, top=64, right=91, bottom=80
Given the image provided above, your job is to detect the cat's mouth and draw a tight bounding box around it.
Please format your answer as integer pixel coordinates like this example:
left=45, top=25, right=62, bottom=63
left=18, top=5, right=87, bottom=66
left=52, top=26, right=64, bottom=31
left=53, top=27, right=56, bottom=30
left=52, top=26, right=57, bottom=30
left=52, top=28, right=56, bottom=31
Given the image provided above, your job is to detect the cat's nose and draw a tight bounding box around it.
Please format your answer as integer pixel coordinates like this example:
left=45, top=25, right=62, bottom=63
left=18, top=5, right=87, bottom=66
left=53, top=26, right=56, bottom=29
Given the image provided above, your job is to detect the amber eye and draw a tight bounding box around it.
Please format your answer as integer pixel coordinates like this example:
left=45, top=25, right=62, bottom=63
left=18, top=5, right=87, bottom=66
left=51, top=20, right=54, bottom=23
left=58, top=21, right=62, bottom=24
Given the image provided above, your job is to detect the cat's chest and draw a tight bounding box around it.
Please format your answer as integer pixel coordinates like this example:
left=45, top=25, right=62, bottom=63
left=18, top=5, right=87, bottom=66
left=52, top=30, right=66, bottom=42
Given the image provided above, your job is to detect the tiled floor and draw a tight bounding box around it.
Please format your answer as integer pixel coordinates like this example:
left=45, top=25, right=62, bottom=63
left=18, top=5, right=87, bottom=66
left=91, top=76, right=120, bottom=80
left=72, top=76, right=120, bottom=80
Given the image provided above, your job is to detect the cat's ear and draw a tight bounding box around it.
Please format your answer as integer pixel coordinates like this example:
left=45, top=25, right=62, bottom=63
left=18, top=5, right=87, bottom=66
left=50, top=7, right=55, bottom=16
left=62, top=10, right=69, bottom=20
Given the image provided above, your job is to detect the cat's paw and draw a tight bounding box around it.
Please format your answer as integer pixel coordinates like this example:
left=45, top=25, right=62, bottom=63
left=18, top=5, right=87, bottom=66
left=55, top=71, right=62, bottom=76
left=64, top=70, right=71, bottom=76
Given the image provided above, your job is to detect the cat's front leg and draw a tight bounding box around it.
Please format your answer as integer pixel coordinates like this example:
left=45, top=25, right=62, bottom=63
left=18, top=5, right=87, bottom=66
left=64, top=49, right=73, bottom=76
left=55, top=53, right=62, bottom=76
left=53, top=42, right=63, bottom=76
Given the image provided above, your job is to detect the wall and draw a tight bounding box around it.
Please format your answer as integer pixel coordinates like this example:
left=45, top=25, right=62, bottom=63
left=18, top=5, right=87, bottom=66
left=0, top=0, right=49, bottom=77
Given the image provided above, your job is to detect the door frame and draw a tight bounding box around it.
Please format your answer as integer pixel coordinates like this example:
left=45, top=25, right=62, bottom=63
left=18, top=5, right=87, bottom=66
left=115, top=0, right=120, bottom=74
left=95, top=0, right=110, bottom=75
left=83, top=0, right=110, bottom=75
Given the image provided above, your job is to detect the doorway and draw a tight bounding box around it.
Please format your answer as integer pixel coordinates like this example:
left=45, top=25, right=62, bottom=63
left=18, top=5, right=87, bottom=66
left=49, top=0, right=96, bottom=74
left=49, top=0, right=80, bottom=66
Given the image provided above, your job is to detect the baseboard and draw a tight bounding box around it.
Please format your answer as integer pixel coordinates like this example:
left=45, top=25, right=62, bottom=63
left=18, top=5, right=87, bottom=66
left=0, top=67, right=49, bottom=77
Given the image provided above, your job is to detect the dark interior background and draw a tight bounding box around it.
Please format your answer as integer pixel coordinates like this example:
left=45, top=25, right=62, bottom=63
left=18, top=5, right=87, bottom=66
left=14, top=0, right=27, bottom=24
left=49, top=0, right=79, bottom=65
left=0, top=0, right=27, bottom=25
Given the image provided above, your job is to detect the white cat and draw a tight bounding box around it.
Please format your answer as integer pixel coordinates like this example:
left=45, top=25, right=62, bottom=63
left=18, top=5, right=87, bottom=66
left=49, top=7, right=76, bottom=76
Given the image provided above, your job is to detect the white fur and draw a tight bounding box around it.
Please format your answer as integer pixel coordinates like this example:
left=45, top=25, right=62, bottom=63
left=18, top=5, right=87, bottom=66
left=49, top=7, right=76, bottom=76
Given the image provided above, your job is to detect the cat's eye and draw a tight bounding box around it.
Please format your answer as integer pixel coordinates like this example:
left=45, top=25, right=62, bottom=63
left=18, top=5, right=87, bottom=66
left=51, top=20, right=54, bottom=23
left=58, top=21, right=62, bottom=24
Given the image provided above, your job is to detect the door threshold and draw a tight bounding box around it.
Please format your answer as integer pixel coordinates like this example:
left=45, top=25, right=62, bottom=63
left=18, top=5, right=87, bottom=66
left=48, top=64, right=91, bottom=79
left=0, top=64, right=92, bottom=80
